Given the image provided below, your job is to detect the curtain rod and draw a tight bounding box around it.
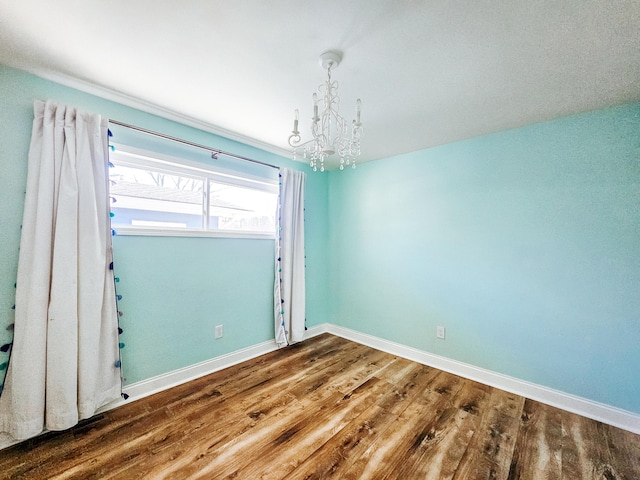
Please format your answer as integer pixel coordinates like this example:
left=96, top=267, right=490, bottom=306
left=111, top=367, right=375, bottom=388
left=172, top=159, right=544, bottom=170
left=108, top=119, right=280, bottom=170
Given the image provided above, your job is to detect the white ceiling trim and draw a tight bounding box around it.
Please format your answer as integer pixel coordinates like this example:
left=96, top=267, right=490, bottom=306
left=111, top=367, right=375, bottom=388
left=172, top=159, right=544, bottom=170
left=16, top=63, right=293, bottom=161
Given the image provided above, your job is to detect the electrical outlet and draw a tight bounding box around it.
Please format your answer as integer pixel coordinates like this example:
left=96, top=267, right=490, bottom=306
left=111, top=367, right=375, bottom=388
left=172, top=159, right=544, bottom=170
left=436, top=326, right=445, bottom=339
left=215, top=325, right=223, bottom=339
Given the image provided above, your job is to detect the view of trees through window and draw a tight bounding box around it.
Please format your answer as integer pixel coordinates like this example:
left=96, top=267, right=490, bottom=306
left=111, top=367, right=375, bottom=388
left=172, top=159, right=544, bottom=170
left=109, top=149, right=277, bottom=236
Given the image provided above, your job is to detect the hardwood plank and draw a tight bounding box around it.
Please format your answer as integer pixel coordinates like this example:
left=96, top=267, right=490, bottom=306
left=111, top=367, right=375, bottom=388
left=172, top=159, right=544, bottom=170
left=508, top=399, right=563, bottom=480
left=392, top=407, right=476, bottom=479
left=561, top=410, right=609, bottom=479
left=145, top=394, right=314, bottom=479
left=139, top=391, right=304, bottom=478
left=453, top=388, right=525, bottom=480
left=318, top=348, right=393, bottom=397
left=273, top=344, right=389, bottom=410
left=225, top=377, right=393, bottom=480
left=372, top=356, right=420, bottom=386
left=375, top=362, right=442, bottom=416
left=340, top=374, right=467, bottom=479
left=284, top=361, right=446, bottom=479
left=387, top=378, right=492, bottom=480
left=284, top=403, right=400, bottom=480
left=600, top=420, right=640, bottom=480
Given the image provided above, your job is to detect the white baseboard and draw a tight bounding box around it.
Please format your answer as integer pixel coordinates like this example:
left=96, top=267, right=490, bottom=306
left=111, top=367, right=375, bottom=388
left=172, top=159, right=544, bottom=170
left=97, top=327, right=326, bottom=414
left=98, top=338, right=280, bottom=414
left=319, top=323, right=640, bottom=435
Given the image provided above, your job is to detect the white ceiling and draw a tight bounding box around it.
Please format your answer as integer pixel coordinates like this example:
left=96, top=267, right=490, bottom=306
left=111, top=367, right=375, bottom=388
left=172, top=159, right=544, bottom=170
left=1, top=1, right=639, bottom=165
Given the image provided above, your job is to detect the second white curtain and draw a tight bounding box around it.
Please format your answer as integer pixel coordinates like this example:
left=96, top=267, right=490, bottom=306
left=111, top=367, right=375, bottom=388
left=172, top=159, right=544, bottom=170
left=274, top=168, right=306, bottom=347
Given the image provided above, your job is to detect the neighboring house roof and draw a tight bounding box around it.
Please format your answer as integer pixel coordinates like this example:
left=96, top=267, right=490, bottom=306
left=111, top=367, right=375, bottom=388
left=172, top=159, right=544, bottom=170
left=110, top=180, right=251, bottom=212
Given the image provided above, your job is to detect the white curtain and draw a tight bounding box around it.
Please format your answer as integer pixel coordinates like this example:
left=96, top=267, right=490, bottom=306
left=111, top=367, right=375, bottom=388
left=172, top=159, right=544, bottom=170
left=0, top=100, right=121, bottom=441
left=274, top=168, right=306, bottom=347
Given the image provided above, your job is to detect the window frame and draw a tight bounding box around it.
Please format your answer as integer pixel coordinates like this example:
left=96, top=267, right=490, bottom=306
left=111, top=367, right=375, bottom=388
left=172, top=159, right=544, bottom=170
left=108, top=143, right=278, bottom=239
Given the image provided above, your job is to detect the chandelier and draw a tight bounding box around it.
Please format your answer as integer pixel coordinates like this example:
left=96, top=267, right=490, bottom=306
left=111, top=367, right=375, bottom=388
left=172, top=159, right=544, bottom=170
left=288, top=51, right=363, bottom=172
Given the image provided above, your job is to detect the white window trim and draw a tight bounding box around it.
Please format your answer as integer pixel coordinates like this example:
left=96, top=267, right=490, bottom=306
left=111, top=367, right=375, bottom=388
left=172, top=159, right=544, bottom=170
left=109, top=143, right=278, bottom=239
left=112, top=225, right=275, bottom=239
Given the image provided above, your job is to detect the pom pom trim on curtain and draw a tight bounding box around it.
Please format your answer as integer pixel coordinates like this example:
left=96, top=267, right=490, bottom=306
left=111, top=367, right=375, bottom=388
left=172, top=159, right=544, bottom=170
left=274, top=168, right=306, bottom=347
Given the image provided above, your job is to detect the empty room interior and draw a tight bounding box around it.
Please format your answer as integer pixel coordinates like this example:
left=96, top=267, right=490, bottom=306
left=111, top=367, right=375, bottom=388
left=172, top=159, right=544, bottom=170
left=0, top=1, right=639, bottom=478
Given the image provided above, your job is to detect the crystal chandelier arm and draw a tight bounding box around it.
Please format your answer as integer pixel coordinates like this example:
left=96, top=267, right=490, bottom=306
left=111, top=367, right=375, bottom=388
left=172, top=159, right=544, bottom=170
left=288, top=109, right=301, bottom=147
left=289, top=134, right=320, bottom=150
left=289, top=114, right=323, bottom=149
left=288, top=132, right=302, bottom=147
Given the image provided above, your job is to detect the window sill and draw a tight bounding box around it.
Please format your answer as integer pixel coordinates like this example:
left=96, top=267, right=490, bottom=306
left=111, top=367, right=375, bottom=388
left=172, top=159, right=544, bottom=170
left=112, top=226, right=275, bottom=240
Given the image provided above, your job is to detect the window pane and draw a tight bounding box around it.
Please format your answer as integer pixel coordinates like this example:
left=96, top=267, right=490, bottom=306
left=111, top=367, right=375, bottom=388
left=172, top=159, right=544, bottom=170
left=108, top=145, right=278, bottom=238
left=209, top=181, right=276, bottom=233
left=110, top=164, right=204, bottom=229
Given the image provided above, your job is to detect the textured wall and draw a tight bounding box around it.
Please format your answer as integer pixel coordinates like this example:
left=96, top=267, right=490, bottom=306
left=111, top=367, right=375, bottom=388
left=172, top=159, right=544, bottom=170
left=328, top=102, right=640, bottom=413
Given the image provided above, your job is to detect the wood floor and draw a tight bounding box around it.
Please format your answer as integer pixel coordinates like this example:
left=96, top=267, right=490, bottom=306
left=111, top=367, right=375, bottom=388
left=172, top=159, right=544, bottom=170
left=0, top=334, right=638, bottom=479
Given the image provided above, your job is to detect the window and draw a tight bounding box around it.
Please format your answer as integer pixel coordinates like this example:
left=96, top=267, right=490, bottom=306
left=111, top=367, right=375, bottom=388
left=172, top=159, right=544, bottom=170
left=109, top=145, right=278, bottom=238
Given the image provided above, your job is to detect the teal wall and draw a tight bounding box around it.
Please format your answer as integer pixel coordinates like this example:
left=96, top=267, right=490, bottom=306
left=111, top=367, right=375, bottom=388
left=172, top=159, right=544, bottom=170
left=0, top=65, right=329, bottom=385
left=328, top=103, right=640, bottom=414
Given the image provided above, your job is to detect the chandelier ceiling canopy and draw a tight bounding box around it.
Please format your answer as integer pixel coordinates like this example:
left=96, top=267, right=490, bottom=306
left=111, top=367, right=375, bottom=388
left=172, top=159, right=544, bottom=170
left=288, top=51, right=363, bottom=172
